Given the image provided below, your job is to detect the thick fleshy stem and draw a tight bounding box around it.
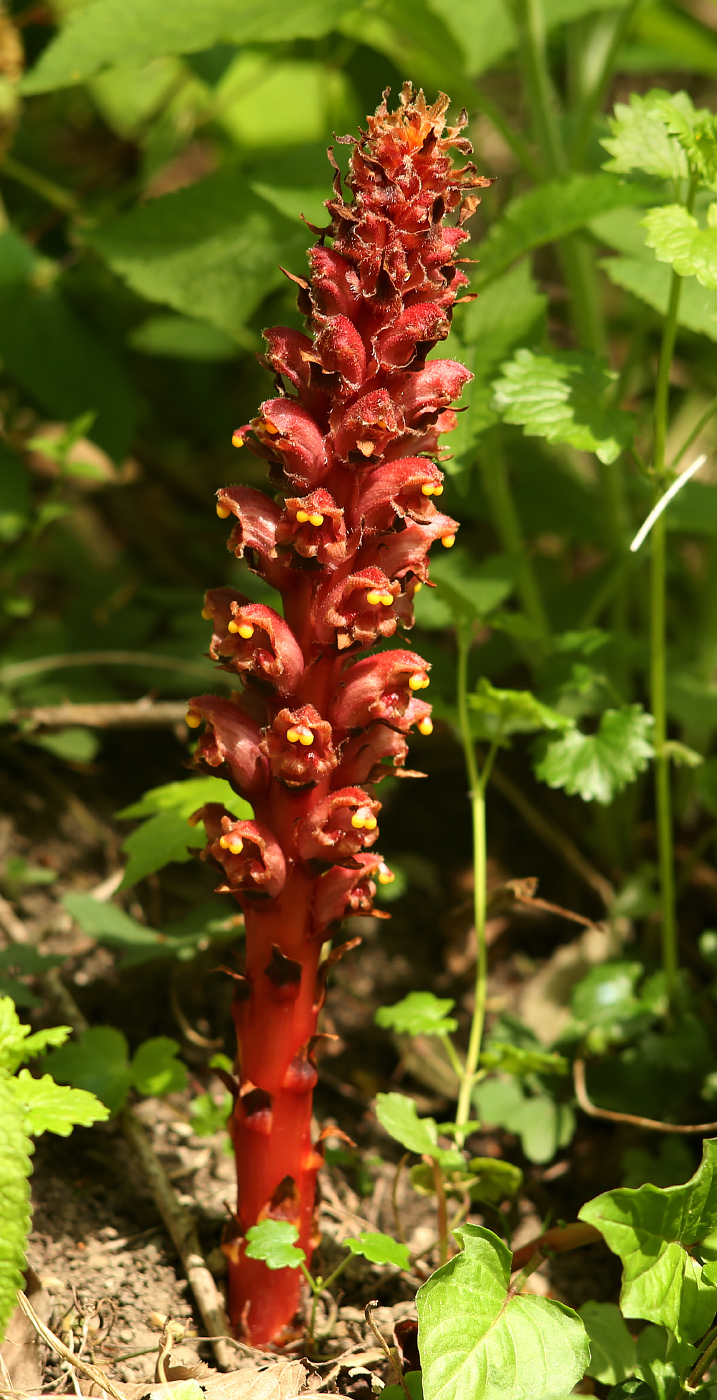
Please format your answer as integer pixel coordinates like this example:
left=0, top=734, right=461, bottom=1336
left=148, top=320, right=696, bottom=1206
left=189, top=84, right=489, bottom=1346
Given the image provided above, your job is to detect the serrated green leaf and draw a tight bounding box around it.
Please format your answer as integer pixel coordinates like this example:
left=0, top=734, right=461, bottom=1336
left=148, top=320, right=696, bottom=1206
left=493, top=348, right=635, bottom=465
left=479, top=1042, right=568, bottom=1077
left=376, top=993, right=457, bottom=1039
left=84, top=177, right=308, bottom=342
left=579, top=1139, right=717, bottom=1341
left=417, top=1224, right=589, bottom=1400
left=22, top=0, right=354, bottom=93
left=244, top=1219, right=305, bottom=1270
left=11, top=1069, right=109, bottom=1136
left=475, top=175, right=652, bottom=288
left=346, top=1232, right=410, bottom=1270
left=642, top=204, right=717, bottom=290
left=42, top=1026, right=132, bottom=1115
left=0, top=1074, right=32, bottom=1345
left=0, top=997, right=71, bottom=1074
left=602, top=91, right=691, bottom=181
left=376, top=1092, right=438, bottom=1157
left=536, top=705, right=655, bottom=804
left=601, top=252, right=717, bottom=340
left=580, top=1301, right=637, bottom=1386
left=130, top=1037, right=187, bottom=1097
left=469, top=678, right=572, bottom=741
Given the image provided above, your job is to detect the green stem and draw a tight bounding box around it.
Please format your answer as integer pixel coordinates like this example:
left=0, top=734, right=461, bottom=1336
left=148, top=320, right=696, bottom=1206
left=472, top=88, right=543, bottom=181
left=479, top=436, right=551, bottom=652
left=516, top=0, right=566, bottom=177
left=429, top=1157, right=450, bottom=1266
left=669, top=392, right=717, bottom=470
left=1, top=155, right=79, bottom=214
left=455, top=632, right=489, bottom=1143
left=569, top=0, right=643, bottom=168
left=684, top=1326, right=717, bottom=1392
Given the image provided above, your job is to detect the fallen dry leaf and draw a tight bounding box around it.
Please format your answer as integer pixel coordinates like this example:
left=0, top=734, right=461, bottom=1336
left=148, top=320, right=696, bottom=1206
left=202, top=1360, right=309, bottom=1400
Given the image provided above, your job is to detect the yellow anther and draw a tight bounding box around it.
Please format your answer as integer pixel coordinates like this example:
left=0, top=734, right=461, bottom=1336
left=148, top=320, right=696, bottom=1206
left=201, top=606, right=212, bottom=620
left=418, top=716, right=434, bottom=736
left=381, top=592, right=394, bottom=606
left=378, top=865, right=395, bottom=885
left=216, top=502, right=231, bottom=519
left=261, top=419, right=279, bottom=435
left=308, top=513, right=324, bottom=527
left=185, top=710, right=202, bottom=729
left=231, top=430, right=244, bottom=448
left=366, top=590, right=382, bottom=605
left=219, top=835, right=231, bottom=849
left=421, top=483, right=435, bottom=496
left=228, top=621, right=240, bottom=633
left=286, top=728, right=301, bottom=743
left=351, top=813, right=366, bottom=829
left=409, top=672, right=429, bottom=691
left=237, top=623, right=255, bottom=640
left=433, top=484, right=444, bottom=496
left=228, top=840, right=244, bottom=855
left=364, top=816, right=378, bottom=831
left=441, top=534, right=456, bottom=548
left=296, top=510, right=309, bottom=523
left=414, top=580, right=423, bottom=593
left=298, top=729, right=313, bottom=746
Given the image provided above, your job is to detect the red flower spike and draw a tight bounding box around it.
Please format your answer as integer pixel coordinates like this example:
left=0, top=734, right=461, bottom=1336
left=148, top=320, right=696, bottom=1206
left=187, top=696, right=268, bottom=799
left=191, top=85, right=486, bottom=1345
left=260, top=704, right=337, bottom=787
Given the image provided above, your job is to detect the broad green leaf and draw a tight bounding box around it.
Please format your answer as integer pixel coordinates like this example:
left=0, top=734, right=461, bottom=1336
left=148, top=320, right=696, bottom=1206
left=30, top=728, right=100, bottom=763
left=602, top=91, right=690, bottom=181
left=569, top=962, right=650, bottom=1050
left=536, top=705, right=655, bottom=804
left=416, top=1225, right=589, bottom=1400
left=475, top=175, right=652, bottom=288
left=130, top=1037, right=187, bottom=1097
left=580, top=1301, right=636, bottom=1386
left=430, top=551, right=521, bottom=622
left=42, top=1026, right=133, bottom=1114
left=338, top=0, right=474, bottom=111
left=346, top=1232, right=410, bottom=1270
left=461, top=262, right=548, bottom=364
left=630, top=2, right=717, bottom=81
left=601, top=253, right=717, bottom=341
left=479, top=1042, right=568, bottom=1077
left=381, top=1374, right=423, bottom=1400
left=85, top=177, right=308, bottom=343
left=579, top=1139, right=717, bottom=1341
left=469, top=678, right=571, bottom=740
left=129, top=315, right=241, bottom=362
left=643, top=204, right=717, bottom=289
left=117, top=774, right=247, bottom=819
left=11, top=1069, right=109, bottom=1136
left=63, top=893, right=164, bottom=949
left=0, top=997, right=71, bottom=1074
left=0, top=1075, right=32, bottom=1345
left=251, top=183, right=329, bottom=228
left=492, top=348, right=635, bottom=465
left=244, top=1219, right=305, bottom=1270
left=474, top=1077, right=575, bottom=1165
left=634, top=1324, right=697, bottom=1400
left=376, top=993, right=457, bottom=1039
left=376, top=1092, right=438, bottom=1157
left=22, top=0, right=354, bottom=92
left=117, top=776, right=251, bottom=887
left=466, top=1158, right=523, bottom=1205
left=216, top=54, right=357, bottom=151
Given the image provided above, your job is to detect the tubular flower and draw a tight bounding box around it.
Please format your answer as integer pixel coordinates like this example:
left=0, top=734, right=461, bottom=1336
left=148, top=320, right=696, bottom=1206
left=192, top=83, right=488, bottom=1346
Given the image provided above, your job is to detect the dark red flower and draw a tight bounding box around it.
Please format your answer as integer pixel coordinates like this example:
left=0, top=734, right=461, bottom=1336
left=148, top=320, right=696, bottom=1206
left=260, top=704, right=337, bottom=787
left=297, top=788, right=381, bottom=864
left=197, top=804, right=286, bottom=900
left=275, top=488, right=347, bottom=565
left=330, top=649, right=431, bottom=730
left=204, top=592, right=304, bottom=695
left=314, top=566, right=400, bottom=650
left=186, top=695, right=268, bottom=798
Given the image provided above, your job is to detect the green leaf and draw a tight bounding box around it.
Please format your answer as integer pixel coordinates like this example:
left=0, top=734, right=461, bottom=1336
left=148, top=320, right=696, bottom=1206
left=346, top=1232, right=410, bottom=1270
left=376, top=1092, right=439, bottom=1157
left=475, top=175, right=652, bottom=288
left=129, top=314, right=241, bottom=361
left=642, top=203, right=717, bottom=290
left=579, top=1139, right=717, bottom=1341
left=469, top=678, right=572, bottom=740
left=429, top=551, right=521, bottom=622
left=0, top=1074, right=32, bottom=1345
left=117, top=774, right=243, bottom=820
left=479, top=1042, right=568, bottom=1077
left=117, top=775, right=251, bottom=887
left=130, top=1037, right=187, bottom=1097
left=570, top=962, right=649, bottom=1048
left=492, top=348, right=635, bottom=465
left=11, top=1069, right=109, bottom=1136
left=85, top=177, right=308, bottom=343
left=629, top=3, right=717, bottom=82
left=63, top=893, right=164, bottom=950
left=602, top=91, right=691, bottom=181
left=381, top=1374, right=423, bottom=1400
left=461, top=261, right=548, bottom=362
left=602, top=253, right=717, bottom=341
left=22, top=0, right=354, bottom=92
left=580, top=1301, right=637, bottom=1386
left=0, top=443, right=30, bottom=544
left=190, top=1091, right=231, bottom=1137
left=244, top=1219, right=306, bottom=1270
left=416, top=1224, right=589, bottom=1400
left=42, top=1026, right=133, bottom=1114
left=29, top=728, right=100, bottom=763
left=376, top=993, right=457, bottom=1039
left=0, top=997, right=71, bottom=1074
left=634, top=1324, right=697, bottom=1400
left=465, top=1158, right=524, bottom=1205
left=536, top=705, right=655, bottom=804
left=474, top=1077, right=575, bottom=1165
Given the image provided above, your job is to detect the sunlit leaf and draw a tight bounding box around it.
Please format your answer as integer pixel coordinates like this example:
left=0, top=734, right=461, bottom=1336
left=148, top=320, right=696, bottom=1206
left=376, top=1092, right=439, bottom=1157
left=346, top=1232, right=410, bottom=1270
left=492, top=348, right=635, bottom=465
left=244, top=1219, right=305, bottom=1270
left=580, top=1301, right=636, bottom=1386
left=130, top=1037, right=187, bottom=1097
left=376, top=993, right=458, bottom=1039
left=536, top=705, right=655, bottom=804
left=469, top=678, right=572, bottom=740
left=42, top=1026, right=133, bottom=1114
left=10, top=1069, right=109, bottom=1136
left=0, top=1075, right=32, bottom=1344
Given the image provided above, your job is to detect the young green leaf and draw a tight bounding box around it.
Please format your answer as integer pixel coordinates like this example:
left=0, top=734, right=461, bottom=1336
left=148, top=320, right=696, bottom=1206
left=492, top=348, right=635, bottom=465
left=634, top=1324, right=697, bottom=1400
left=190, top=1091, right=232, bottom=1137
left=429, top=551, right=521, bottom=622
left=0, top=996, right=71, bottom=1074
left=244, top=1219, right=306, bottom=1270
left=416, top=1225, right=589, bottom=1400
left=376, top=993, right=457, bottom=1039
left=117, top=775, right=252, bottom=887
left=130, top=1037, right=187, bottom=1097
left=474, top=1077, right=575, bottom=1165
left=375, top=1092, right=439, bottom=1156
left=535, top=705, right=655, bottom=804
left=570, top=962, right=647, bottom=1044
left=0, top=1075, right=32, bottom=1345
left=642, top=204, right=717, bottom=290
left=601, top=253, right=717, bottom=341
left=466, top=1157, right=524, bottom=1205
left=42, top=1027, right=133, bottom=1115
left=479, top=1042, right=568, bottom=1077
left=601, top=91, right=691, bottom=181
left=346, top=1232, right=411, bottom=1270
left=579, top=1138, right=717, bottom=1341
left=469, top=679, right=572, bottom=740
left=10, top=1070, right=110, bottom=1136
left=579, top=1301, right=637, bottom=1386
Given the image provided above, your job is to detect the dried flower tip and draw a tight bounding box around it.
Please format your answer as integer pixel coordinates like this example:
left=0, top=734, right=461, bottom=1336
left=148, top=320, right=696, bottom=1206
left=441, top=534, right=456, bottom=548
left=231, top=430, right=244, bottom=448
left=351, top=808, right=378, bottom=831
left=185, top=710, right=202, bottom=729
left=409, top=671, right=430, bottom=691
left=418, top=716, right=434, bottom=735
left=216, top=503, right=232, bottom=519
left=378, top=863, right=395, bottom=885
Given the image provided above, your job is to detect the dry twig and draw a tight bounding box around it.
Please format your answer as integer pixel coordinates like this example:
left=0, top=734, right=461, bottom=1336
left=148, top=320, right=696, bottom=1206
left=574, top=1058, right=717, bottom=1134
left=15, top=1293, right=126, bottom=1400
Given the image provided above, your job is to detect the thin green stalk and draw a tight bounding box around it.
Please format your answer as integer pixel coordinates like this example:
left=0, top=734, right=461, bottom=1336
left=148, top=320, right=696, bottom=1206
left=1, top=155, right=79, bottom=214
left=516, top=0, right=566, bottom=177
left=471, top=88, right=543, bottom=181
left=683, top=1325, right=717, bottom=1392
left=669, top=392, right=717, bottom=470
left=454, top=632, right=489, bottom=1143
left=479, top=437, right=551, bottom=652
left=569, top=0, right=643, bottom=168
